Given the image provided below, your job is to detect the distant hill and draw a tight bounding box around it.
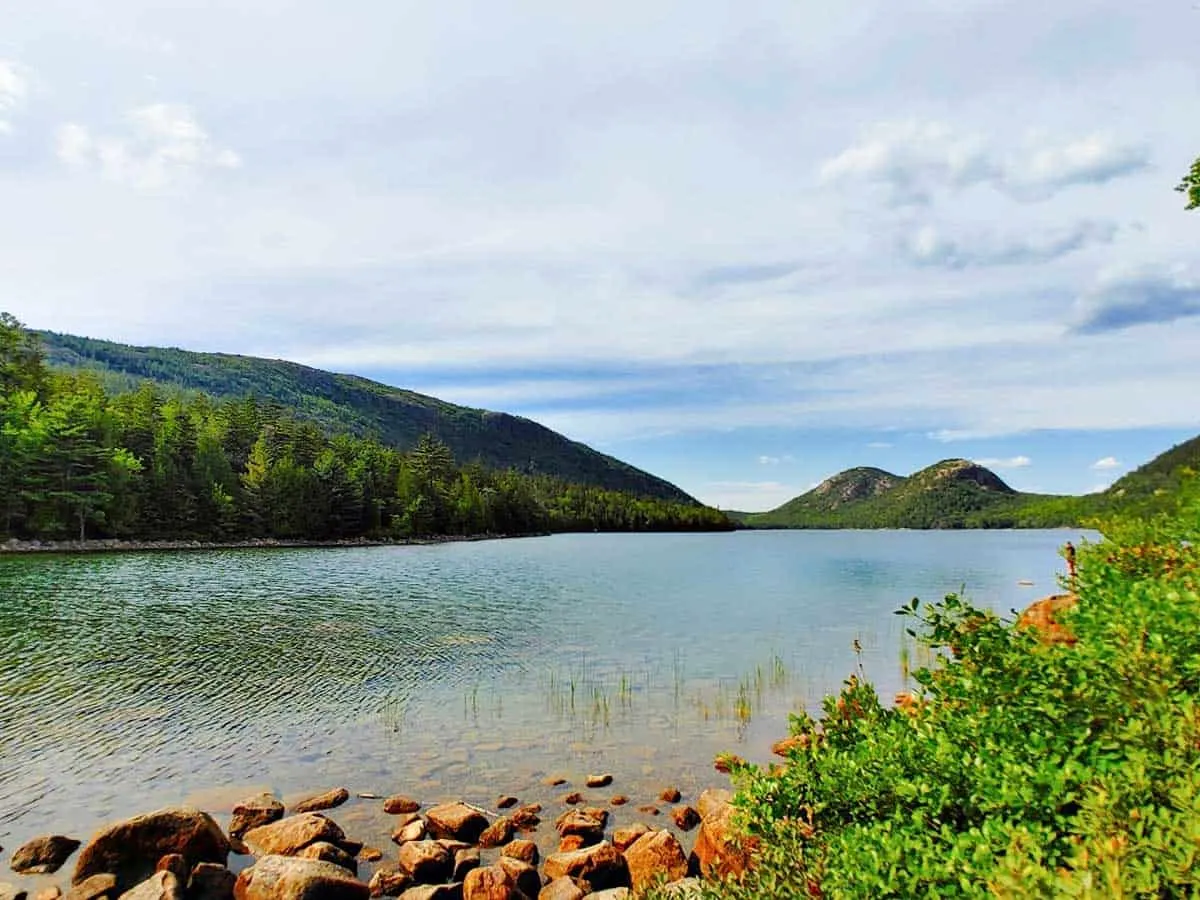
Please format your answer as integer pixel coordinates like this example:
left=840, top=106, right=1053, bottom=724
left=738, top=459, right=1038, bottom=529
left=37, top=331, right=697, bottom=504
left=734, top=436, right=1200, bottom=529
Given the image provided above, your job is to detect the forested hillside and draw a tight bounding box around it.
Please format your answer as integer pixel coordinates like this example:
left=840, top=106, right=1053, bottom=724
left=37, top=330, right=695, bottom=504
left=1, top=315, right=731, bottom=542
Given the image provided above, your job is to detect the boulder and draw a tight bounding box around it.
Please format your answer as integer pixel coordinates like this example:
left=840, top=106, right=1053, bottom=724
left=559, top=795, right=581, bottom=808
left=424, top=805, right=487, bottom=845
left=495, top=798, right=518, bottom=811
left=72, top=808, right=229, bottom=894
left=611, top=825, right=648, bottom=853
left=66, top=874, right=117, bottom=900
left=360, top=848, right=384, bottom=863
left=542, top=843, right=628, bottom=893
left=34, top=889, right=63, bottom=900
left=229, top=796, right=284, bottom=840
left=397, top=842, right=452, bottom=885
left=396, top=887, right=461, bottom=900
left=477, top=819, right=512, bottom=850
left=1016, top=593, right=1079, bottom=646
left=669, top=807, right=699, bottom=832
left=556, top=838, right=584, bottom=854
left=367, top=866, right=411, bottom=898
left=233, top=855, right=367, bottom=900
left=242, top=815, right=345, bottom=857
left=383, top=797, right=421, bottom=816
left=500, top=841, right=537, bottom=866
left=554, top=809, right=606, bottom=845
left=117, top=871, right=183, bottom=900
left=608, top=797, right=627, bottom=808
left=689, top=790, right=755, bottom=879
left=451, top=850, right=480, bottom=883
left=623, top=831, right=687, bottom=893
left=535, top=879, right=582, bottom=900
left=296, top=842, right=356, bottom=874
left=584, top=776, right=611, bottom=790
left=292, top=789, right=349, bottom=815
left=188, top=862, right=236, bottom=900
left=657, top=789, right=681, bottom=804
left=461, top=868, right=524, bottom=900
left=390, top=814, right=425, bottom=846
left=155, top=856, right=188, bottom=881
left=493, top=859, right=538, bottom=899
left=10, top=835, right=82, bottom=874
left=0, top=884, right=26, bottom=900
left=510, top=808, right=540, bottom=832
left=582, top=891, right=628, bottom=900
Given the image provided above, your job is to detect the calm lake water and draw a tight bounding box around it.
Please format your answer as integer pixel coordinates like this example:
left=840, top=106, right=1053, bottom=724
left=0, top=529, right=1084, bottom=858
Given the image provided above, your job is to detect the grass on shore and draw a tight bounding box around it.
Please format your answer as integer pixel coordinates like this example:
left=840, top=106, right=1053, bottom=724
left=668, top=475, right=1200, bottom=898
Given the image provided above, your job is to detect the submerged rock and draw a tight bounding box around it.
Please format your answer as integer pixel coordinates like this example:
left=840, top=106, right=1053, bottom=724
left=72, top=808, right=229, bottom=894
left=382, top=797, right=421, bottom=816
left=10, top=835, right=82, bottom=874
left=292, top=788, right=350, bottom=815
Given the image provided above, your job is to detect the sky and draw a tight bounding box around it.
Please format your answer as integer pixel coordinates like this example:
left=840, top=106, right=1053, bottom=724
left=1, top=1, right=1198, bottom=511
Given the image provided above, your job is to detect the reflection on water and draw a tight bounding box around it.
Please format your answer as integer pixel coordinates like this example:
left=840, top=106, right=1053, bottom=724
left=0, top=529, right=1080, bottom=852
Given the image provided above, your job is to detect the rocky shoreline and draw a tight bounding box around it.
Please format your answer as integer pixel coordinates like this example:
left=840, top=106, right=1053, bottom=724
left=0, top=533, right=549, bottom=556
left=0, top=768, right=756, bottom=900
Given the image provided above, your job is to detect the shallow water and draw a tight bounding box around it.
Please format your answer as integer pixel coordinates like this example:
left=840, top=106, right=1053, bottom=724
left=0, top=529, right=1083, bottom=858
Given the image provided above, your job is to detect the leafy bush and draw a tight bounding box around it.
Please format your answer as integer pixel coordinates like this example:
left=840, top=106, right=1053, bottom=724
left=681, top=479, right=1200, bottom=897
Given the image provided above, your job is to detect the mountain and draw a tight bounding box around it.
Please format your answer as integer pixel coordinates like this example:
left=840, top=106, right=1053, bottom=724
left=735, top=436, right=1200, bottom=529
left=37, top=330, right=697, bottom=504
left=739, top=458, right=1033, bottom=529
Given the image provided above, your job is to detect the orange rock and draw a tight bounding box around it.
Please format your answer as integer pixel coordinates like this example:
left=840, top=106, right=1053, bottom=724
left=1016, top=594, right=1079, bottom=646
left=689, top=789, right=756, bottom=879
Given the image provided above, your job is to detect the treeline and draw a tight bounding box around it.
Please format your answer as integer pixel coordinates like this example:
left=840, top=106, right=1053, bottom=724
left=0, top=315, right=731, bottom=542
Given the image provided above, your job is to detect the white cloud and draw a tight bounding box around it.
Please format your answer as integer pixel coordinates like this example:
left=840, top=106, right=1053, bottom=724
left=972, top=455, right=1032, bottom=469
left=821, top=121, right=1149, bottom=206
left=1091, top=456, right=1119, bottom=470
left=57, top=104, right=240, bottom=190
left=866, top=441, right=893, bottom=449
left=1071, top=265, right=1200, bottom=334
left=757, top=454, right=794, bottom=465
left=0, top=60, right=28, bottom=134
left=902, top=220, right=1117, bottom=269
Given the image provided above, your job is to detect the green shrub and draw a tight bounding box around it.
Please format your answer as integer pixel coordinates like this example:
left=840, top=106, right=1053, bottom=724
left=678, top=479, right=1200, bottom=898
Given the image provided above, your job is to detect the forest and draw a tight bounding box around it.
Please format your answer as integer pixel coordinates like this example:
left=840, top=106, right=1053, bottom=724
left=0, top=314, right=732, bottom=542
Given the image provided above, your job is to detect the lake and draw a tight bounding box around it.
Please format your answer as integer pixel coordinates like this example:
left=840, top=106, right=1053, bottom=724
left=0, top=529, right=1083, bottom=857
